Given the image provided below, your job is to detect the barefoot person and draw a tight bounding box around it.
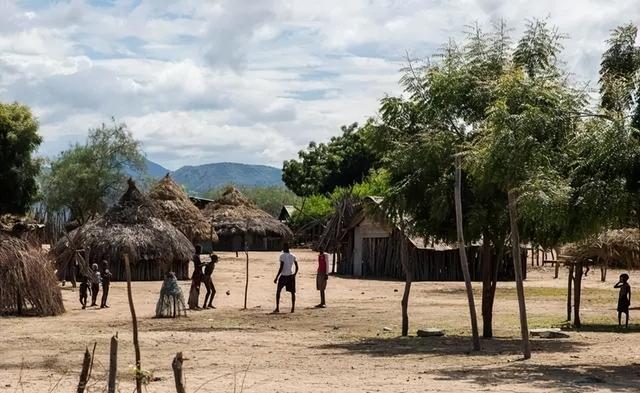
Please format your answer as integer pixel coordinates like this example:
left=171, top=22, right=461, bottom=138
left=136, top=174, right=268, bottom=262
left=100, top=260, right=112, bottom=308
left=90, top=263, right=101, bottom=307
left=202, top=254, right=218, bottom=309
left=315, top=248, right=329, bottom=308
left=273, top=243, right=298, bottom=313
left=79, top=276, right=91, bottom=310
left=615, top=273, right=631, bottom=328
left=188, top=245, right=204, bottom=310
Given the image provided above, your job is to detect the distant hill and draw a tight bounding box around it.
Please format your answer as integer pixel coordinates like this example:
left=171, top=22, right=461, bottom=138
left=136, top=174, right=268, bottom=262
left=132, top=159, right=284, bottom=194
left=173, top=162, right=284, bottom=194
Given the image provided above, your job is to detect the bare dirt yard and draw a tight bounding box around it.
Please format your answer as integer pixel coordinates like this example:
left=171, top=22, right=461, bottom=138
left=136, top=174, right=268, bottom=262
left=1, top=249, right=640, bottom=392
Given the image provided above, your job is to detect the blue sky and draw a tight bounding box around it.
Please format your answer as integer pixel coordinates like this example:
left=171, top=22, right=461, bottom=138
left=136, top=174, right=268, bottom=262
left=1, top=0, right=638, bottom=169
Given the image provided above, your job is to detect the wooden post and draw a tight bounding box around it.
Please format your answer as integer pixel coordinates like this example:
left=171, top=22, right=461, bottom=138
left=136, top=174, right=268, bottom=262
left=172, top=352, right=187, bottom=393
left=554, top=259, right=560, bottom=279
left=574, top=261, right=583, bottom=328
left=398, top=233, right=412, bottom=336
left=244, top=236, right=249, bottom=310
left=124, top=254, right=142, bottom=393
left=567, top=264, right=574, bottom=321
left=108, top=333, right=118, bottom=393
left=454, top=156, right=481, bottom=350
left=507, top=189, right=531, bottom=359
left=77, top=347, right=91, bottom=393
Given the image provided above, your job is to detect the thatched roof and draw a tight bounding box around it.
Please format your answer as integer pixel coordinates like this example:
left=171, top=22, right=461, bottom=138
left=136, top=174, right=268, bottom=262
left=51, top=179, right=195, bottom=269
left=148, top=174, right=217, bottom=244
left=202, top=187, right=293, bottom=238
left=561, top=228, right=640, bottom=268
left=0, top=233, right=64, bottom=316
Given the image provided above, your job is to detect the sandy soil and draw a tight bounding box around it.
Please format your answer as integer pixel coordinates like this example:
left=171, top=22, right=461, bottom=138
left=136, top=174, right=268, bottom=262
left=1, top=249, right=640, bottom=392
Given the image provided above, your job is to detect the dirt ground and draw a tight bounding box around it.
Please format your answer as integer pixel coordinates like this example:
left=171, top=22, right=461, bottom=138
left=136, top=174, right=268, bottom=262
left=1, top=249, right=640, bottom=392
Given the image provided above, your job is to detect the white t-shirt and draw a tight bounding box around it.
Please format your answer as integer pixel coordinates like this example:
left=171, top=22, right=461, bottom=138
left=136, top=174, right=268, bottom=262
left=279, top=252, right=297, bottom=276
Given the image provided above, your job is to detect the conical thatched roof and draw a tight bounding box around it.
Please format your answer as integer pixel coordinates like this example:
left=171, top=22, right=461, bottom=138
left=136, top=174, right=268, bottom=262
left=561, top=228, right=640, bottom=268
left=52, top=179, right=195, bottom=270
left=202, top=186, right=293, bottom=238
left=148, top=174, right=217, bottom=244
left=1, top=233, right=64, bottom=316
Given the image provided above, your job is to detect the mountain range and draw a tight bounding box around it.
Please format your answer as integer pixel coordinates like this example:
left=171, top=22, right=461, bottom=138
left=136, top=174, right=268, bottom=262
left=139, top=158, right=284, bottom=194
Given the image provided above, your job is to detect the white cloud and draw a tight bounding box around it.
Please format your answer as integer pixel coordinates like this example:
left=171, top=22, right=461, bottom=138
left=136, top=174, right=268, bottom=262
left=0, top=0, right=638, bottom=170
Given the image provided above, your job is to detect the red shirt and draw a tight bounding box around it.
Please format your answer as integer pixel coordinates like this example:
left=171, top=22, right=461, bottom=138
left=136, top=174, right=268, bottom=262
left=317, top=253, right=328, bottom=274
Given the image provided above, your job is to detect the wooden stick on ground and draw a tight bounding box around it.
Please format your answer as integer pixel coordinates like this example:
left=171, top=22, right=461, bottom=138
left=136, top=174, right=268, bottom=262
left=172, top=352, right=187, bottom=393
left=124, top=254, right=142, bottom=393
left=108, top=333, right=118, bottom=393
left=77, top=347, right=91, bottom=393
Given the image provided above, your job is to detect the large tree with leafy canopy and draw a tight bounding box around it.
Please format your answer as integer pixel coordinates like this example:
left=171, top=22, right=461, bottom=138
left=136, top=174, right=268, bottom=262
left=0, top=102, right=42, bottom=214
left=282, top=122, right=381, bottom=197
left=42, top=120, right=144, bottom=224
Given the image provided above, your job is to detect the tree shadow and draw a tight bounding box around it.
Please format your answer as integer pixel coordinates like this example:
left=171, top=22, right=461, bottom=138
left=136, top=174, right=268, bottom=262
left=566, top=323, right=640, bottom=333
left=435, top=363, right=640, bottom=392
left=314, top=335, right=587, bottom=357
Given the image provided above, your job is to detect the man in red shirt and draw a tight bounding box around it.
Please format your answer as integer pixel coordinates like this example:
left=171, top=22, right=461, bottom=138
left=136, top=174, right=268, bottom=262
left=315, top=248, right=329, bottom=308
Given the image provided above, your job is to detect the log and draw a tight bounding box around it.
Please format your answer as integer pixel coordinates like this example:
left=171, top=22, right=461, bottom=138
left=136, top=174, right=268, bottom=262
left=77, top=347, right=91, bottom=393
left=454, top=156, right=480, bottom=350
left=108, top=334, right=118, bottom=393
left=507, top=189, right=531, bottom=359
left=172, top=352, right=187, bottom=393
left=124, top=254, right=143, bottom=393
left=567, top=264, right=574, bottom=321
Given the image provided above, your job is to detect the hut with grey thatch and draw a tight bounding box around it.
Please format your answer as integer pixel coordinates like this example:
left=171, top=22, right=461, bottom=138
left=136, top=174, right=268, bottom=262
left=0, top=233, right=64, bottom=316
left=148, top=174, right=218, bottom=250
left=52, top=179, right=195, bottom=281
left=202, top=187, right=293, bottom=251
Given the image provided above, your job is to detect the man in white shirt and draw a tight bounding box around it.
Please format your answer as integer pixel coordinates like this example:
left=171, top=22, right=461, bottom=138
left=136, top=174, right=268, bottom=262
left=273, top=243, right=299, bottom=313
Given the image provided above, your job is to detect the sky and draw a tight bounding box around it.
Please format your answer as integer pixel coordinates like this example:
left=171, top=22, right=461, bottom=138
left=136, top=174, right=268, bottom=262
left=1, top=0, right=639, bottom=170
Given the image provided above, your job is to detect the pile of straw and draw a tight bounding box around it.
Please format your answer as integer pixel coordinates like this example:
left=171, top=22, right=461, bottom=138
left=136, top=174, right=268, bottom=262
left=51, top=179, right=195, bottom=271
left=148, top=174, right=217, bottom=244
left=0, top=233, right=64, bottom=316
left=561, top=228, right=640, bottom=268
left=202, top=186, right=293, bottom=238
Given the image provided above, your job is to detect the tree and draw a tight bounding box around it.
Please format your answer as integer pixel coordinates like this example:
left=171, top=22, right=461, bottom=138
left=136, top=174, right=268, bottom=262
left=42, top=121, right=144, bottom=223
left=0, top=102, right=42, bottom=214
left=283, top=122, right=381, bottom=196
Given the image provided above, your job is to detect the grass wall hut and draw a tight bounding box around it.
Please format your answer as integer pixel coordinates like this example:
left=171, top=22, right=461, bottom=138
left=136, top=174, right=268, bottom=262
left=52, top=179, right=195, bottom=281
left=0, top=233, right=64, bottom=316
left=148, top=174, right=218, bottom=251
left=202, top=187, right=293, bottom=251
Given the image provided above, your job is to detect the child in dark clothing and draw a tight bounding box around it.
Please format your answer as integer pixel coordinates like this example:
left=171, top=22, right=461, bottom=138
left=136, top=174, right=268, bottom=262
left=615, top=273, right=631, bottom=327
left=79, top=277, right=91, bottom=309
left=90, top=263, right=101, bottom=307
left=101, top=260, right=112, bottom=308
left=203, top=254, right=218, bottom=309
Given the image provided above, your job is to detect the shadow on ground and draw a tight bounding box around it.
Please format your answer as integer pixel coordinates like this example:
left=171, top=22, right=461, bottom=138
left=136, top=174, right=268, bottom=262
left=435, top=363, right=640, bottom=392
left=567, top=324, right=640, bottom=333
left=314, top=335, right=587, bottom=357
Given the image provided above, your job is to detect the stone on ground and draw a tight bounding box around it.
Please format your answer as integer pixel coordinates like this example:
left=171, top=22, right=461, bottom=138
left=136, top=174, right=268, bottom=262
left=417, top=328, right=445, bottom=337
left=530, top=328, right=570, bottom=338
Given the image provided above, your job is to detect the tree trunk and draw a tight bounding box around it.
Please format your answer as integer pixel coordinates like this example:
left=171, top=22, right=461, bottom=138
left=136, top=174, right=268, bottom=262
left=507, top=190, right=531, bottom=359
left=481, top=240, right=498, bottom=338
left=567, top=264, right=574, bottom=321
left=108, top=334, right=118, bottom=393
left=601, top=258, right=608, bottom=282
left=124, top=254, right=142, bottom=393
left=574, top=261, right=583, bottom=328
left=398, top=236, right=412, bottom=336
left=454, top=156, right=480, bottom=350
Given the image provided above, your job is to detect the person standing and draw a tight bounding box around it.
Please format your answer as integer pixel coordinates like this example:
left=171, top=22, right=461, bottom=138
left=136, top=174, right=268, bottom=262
left=90, top=263, right=101, bottom=307
left=100, top=260, right=112, bottom=308
left=273, top=243, right=298, bottom=313
left=615, top=273, right=631, bottom=328
left=202, top=254, right=218, bottom=309
left=315, top=248, right=329, bottom=308
left=188, top=245, right=204, bottom=310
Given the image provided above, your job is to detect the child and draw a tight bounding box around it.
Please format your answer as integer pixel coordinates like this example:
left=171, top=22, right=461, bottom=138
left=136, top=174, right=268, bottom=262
left=203, top=254, right=218, bottom=309
left=100, top=260, right=113, bottom=308
left=188, top=245, right=204, bottom=310
left=273, top=243, right=298, bottom=314
left=614, top=273, right=631, bottom=328
left=90, top=263, right=101, bottom=307
left=79, top=276, right=91, bottom=309
left=315, top=248, right=329, bottom=308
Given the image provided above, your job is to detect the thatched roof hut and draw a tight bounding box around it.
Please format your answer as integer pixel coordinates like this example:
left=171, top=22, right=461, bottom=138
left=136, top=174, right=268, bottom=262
left=0, top=214, right=45, bottom=245
left=148, top=174, right=218, bottom=245
left=52, top=179, right=195, bottom=281
left=0, top=233, right=64, bottom=316
left=202, top=187, right=293, bottom=251
left=561, top=228, right=640, bottom=268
